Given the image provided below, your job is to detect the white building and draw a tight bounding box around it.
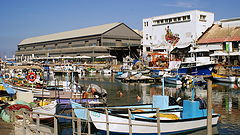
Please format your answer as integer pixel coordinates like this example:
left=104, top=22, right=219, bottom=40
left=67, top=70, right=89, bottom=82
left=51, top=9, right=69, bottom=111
left=142, top=10, right=214, bottom=54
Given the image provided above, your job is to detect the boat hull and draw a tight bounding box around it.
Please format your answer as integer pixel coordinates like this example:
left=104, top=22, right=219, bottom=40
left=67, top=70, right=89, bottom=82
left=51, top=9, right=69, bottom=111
left=176, top=64, right=215, bottom=76
left=164, top=78, right=182, bottom=85
left=212, top=73, right=236, bottom=83
left=90, top=110, right=219, bottom=134
left=32, top=101, right=57, bottom=120
left=213, top=77, right=236, bottom=83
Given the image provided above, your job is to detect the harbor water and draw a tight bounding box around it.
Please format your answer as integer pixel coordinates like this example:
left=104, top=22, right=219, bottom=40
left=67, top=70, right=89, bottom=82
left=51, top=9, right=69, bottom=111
left=58, top=73, right=240, bottom=135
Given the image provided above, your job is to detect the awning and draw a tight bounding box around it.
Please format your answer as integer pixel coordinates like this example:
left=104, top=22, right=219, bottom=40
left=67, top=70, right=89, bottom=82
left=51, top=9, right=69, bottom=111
left=96, top=55, right=116, bottom=59
left=75, top=56, right=91, bottom=59
left=189, top=49, right=209, bottom=53
left=210, top=51, right=240, bottom=56
left=148, top=52, right=167, bottom=56
left=230, top=52, right=240, bottom=56
left=210, top=52, right=228, bottom=56
left=170, top=44, right=191, bottom=54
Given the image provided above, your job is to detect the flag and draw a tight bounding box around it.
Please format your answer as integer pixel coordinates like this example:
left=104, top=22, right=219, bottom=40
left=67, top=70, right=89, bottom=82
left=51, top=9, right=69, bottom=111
left=226, top=42, right=232, bottom=53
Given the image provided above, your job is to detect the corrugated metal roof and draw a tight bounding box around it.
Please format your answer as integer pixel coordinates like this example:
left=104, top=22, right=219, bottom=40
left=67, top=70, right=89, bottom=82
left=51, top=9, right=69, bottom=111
left=198, top=24, right=240, bottom=44
left=19, top=22, right=122, bottom=45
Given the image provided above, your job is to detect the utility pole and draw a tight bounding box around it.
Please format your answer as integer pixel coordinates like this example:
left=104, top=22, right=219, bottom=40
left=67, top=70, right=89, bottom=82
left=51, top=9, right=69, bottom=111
left=207, top=79, right=213, bottom=135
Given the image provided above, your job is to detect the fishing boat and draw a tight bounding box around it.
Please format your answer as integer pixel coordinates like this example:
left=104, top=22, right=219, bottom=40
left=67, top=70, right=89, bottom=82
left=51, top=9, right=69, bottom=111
left=71, top=95, right=183, bottom=121
left=87, top=67, right=97, bottom=74
left=102, top=69, right=112, bottom=74
left=164, top=75, right=182, bottom=85
left=115, top=72, right=130, bottom=80
left=31, top=100, right=57, bottom=120
left=237, top=77, right=240, bottom=84
left=89, top=99, right=220, bottom=134
left=122, top=73, right=153, bottom=82
left=212, top=73, right=236, bottom=83
left=175, top=62, right=215, bottom=76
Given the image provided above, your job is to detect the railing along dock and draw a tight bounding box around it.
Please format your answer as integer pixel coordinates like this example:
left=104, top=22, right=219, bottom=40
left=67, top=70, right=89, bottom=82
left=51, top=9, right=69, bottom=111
left=10, top=107, right=162, bottom=135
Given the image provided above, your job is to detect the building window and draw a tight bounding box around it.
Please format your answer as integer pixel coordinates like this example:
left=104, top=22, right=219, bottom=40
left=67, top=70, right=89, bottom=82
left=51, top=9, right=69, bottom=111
left=233, top=42, right=239, bottom=51
left=146, top=34, right=148, bottom=40
left=183, top=16, right=186, bottom=21
left=146, top=47, right=151, bottom=51
left=152, top=15, right=190, bottom=26
left=84, top=41, right=89, bottom=46
left=91, top=43, right=96, bottom=46
left=97, top=39, right=101, bottom=46
left=200, top=15, right=206, bottom=21
left=144, top=22, right=149, bottom=27
left=149, top=36, right=152, bottom=40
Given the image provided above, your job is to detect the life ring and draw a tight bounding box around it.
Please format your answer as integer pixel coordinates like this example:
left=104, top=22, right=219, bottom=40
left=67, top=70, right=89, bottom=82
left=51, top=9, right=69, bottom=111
left=27, top=72, right=36, bottom=82
left=3, top=73, right=11, bottom=80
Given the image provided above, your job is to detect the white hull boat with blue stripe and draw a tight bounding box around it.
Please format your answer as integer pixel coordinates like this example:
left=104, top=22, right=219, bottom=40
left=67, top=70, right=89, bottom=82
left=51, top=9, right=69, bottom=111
left=89, top=109, right=219, bottom=134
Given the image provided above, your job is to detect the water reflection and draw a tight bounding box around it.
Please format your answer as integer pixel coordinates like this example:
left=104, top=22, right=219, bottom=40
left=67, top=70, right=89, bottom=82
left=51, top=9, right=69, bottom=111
left=59, top=73, right=240, bottom=134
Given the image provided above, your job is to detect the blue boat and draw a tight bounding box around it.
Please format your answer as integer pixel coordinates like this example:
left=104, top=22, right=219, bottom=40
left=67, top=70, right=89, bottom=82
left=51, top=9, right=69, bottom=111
left=173, top=63, right=215, bottom=76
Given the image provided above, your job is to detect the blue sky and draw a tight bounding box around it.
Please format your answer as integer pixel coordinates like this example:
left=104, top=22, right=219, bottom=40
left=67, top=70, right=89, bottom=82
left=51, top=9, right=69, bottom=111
left=0, top=0, right=239, bottom=58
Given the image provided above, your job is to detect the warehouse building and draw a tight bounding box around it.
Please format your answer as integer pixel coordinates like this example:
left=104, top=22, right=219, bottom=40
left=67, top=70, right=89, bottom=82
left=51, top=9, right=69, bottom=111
left=16, top=22, right=142, bottom=62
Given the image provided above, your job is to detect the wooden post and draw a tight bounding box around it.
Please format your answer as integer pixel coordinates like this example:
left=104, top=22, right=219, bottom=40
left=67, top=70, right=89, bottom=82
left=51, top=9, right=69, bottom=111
left=128, top=109, right=132, bottom=135
left=23, top=111, right=26, bottom=135
left=36, top=114, right=40, bottom=135
left=105, top=108, right=110, bottom=135
left=77, top=118, right=81, bottom=135
left=87, top=110, right=91, bottom=135
left=207, top=79, right=212, bottom=135
left=54, top=116, right=58, bottom=135
left=12, top=110, right=16, bottom=132
left=72, top=110, right=76, bottom=135
left=162, top=77, right=165, bottom=96
left=156, top=108, right=161, bottom=135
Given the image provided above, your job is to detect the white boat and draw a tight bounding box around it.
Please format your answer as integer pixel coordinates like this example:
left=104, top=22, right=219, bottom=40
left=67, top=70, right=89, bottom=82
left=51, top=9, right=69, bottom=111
left=76, top=66, right=86, bottom=76
left=32, top=100, right=57, bottom=120
left=129, top=73, right=152, bottom=80
left=115, top=72, right=129, bottom=80
left=102, top=69, right=112, bottom=74
left=138, top=69, right=151, bottom=74
left=212, top=73, right=236, bottom=83
left=88, top=68, right=97, bottom=74
left=164, top=75, right=182, bottom=85
left=89, top=109, right=219, bottom=134
left=71, top=95, right=183, bottom=120
left=71, top=93, right=220, bottom=134
left=237, top=77, right=240, bottom=84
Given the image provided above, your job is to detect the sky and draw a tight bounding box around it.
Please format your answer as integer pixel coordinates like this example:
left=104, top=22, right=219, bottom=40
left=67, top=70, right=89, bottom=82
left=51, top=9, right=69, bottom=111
left=0, top=0, right=239, bottom=58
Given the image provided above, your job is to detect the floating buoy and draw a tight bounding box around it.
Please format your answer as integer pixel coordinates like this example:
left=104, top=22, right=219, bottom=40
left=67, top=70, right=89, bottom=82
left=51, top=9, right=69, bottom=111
left=27, top=72, right=36, bottom=82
